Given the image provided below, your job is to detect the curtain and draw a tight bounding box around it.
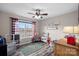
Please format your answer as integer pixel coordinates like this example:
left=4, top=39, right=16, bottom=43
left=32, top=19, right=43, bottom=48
left=10, top=17, right=18, bottom=34
left=10, top=17, right=18, bottom=40
left=32, top=22, right=36, bottom=42
left=32, top=22, right=36, bottom=36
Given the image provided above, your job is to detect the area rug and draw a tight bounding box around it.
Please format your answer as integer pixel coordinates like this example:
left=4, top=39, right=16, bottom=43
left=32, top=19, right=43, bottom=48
left=17, top=42, right=45, bottom=56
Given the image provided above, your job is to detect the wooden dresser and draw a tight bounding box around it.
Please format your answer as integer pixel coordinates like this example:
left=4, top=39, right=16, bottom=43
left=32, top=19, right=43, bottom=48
left=54, top=39, right=79, bottom=56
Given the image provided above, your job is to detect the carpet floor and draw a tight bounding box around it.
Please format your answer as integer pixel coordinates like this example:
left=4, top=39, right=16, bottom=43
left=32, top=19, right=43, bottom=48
left=13, top=42, right=53, bottom=56
left=16, top=42, right=46, bottom=56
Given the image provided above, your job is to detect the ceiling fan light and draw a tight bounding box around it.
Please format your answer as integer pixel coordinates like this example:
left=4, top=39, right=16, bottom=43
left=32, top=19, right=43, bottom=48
left=34, top=15, right=42, bottom=19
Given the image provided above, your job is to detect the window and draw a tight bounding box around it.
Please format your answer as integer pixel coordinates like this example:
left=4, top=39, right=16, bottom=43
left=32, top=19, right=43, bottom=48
left=15, top=22, right=32, bottom=29
left=15, top=22, right=26, bottom=29
left=15, top=21, right=33, bottom=39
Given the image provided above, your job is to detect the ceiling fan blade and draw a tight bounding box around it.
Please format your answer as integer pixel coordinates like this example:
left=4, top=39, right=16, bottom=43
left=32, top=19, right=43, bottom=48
left=27, top=12, right=35, bottom=15
left=41, top=13, right=48, bottom=15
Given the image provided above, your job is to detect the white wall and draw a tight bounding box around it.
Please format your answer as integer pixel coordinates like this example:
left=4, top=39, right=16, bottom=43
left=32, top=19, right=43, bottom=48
left=38, top=11, right=78, bottom=41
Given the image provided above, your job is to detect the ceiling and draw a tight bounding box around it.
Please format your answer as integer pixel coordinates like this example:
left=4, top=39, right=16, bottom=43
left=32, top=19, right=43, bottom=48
left=0, top=3, right=78, bottom=20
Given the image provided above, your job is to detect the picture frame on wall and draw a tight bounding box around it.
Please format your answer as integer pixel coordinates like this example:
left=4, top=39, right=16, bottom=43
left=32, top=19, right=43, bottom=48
left=47, top=24, right=59, bottom=30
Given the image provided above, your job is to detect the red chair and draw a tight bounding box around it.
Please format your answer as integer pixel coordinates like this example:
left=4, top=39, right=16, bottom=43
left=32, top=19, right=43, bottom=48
left=67, top=36, right=76, bottom=45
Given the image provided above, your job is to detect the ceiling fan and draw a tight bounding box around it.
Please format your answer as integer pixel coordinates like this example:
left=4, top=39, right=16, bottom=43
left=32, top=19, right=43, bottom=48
left=27, top=9, right=48, bottom=19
